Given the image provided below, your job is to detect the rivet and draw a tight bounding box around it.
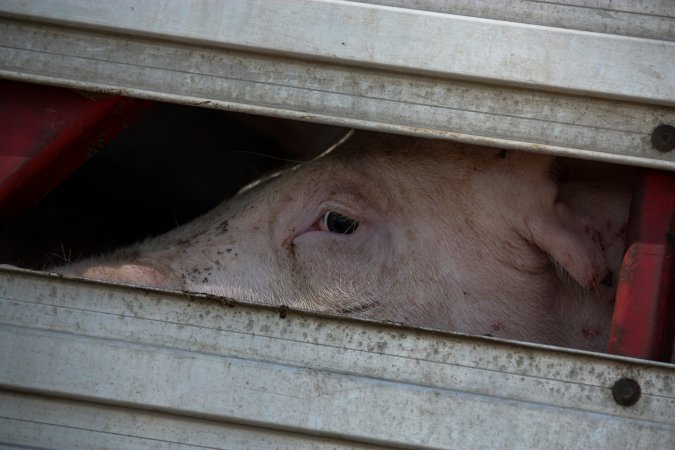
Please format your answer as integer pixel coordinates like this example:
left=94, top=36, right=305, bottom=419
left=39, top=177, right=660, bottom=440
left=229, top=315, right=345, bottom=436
left=651, top=124, right=675, bottom=152
left=612, top=378, right=641, bottom=407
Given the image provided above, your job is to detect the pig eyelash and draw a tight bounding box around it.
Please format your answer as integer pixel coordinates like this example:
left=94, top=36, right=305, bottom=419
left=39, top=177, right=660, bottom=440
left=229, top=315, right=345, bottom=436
left=320, top=211, right=360, bottom=234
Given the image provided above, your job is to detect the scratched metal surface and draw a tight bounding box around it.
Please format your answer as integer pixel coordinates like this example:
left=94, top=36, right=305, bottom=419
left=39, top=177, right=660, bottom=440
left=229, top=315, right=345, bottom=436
left=0, top=0, right=673, bottom=169
left=0, top=267, right=673, bottom=449
left=357, top=0, right=675, bottom=41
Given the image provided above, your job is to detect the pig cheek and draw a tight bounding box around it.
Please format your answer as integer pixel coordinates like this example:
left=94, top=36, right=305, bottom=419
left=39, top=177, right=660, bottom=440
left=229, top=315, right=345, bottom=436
left=169, top=227, right=263, bottom=300
left=289, top=235, right=387, bottom=312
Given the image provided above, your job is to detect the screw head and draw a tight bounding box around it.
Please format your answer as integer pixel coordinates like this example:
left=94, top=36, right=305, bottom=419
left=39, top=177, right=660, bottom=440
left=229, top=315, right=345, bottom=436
left=612, top=378, right=641, bottom=407
left=651, top=124, right=675, bottom=152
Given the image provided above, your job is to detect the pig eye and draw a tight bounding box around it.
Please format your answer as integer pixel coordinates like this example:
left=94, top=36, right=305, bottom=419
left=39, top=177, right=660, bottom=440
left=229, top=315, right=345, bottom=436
left=322, top=211, right=359, bottom=234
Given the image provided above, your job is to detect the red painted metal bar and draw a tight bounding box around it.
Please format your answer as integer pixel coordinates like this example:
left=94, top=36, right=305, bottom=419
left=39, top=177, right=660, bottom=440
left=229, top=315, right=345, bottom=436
left=0, top=80, right=152, bottom=222
left=608, top=169, right=675, bottom=361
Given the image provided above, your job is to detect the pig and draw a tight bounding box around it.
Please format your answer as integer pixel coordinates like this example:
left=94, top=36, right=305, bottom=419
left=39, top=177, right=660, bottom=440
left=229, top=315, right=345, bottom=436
left=59, top=131, right=634, bottom=352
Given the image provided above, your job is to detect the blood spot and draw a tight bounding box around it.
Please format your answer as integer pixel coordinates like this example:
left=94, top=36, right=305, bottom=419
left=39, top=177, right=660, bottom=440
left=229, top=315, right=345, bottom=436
left=490, top=322, right=504, bottom=332
left=581, top=327, right=601, bottom=339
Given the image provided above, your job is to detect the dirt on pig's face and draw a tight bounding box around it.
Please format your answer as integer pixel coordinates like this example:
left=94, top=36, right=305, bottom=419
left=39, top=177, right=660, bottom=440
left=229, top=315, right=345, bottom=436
left=62, top=131, right=632, bottom=352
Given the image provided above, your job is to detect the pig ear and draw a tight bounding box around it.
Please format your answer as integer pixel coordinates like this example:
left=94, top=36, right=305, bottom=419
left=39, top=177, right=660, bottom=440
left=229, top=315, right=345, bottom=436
left=528, top=191, right=607, bottom=292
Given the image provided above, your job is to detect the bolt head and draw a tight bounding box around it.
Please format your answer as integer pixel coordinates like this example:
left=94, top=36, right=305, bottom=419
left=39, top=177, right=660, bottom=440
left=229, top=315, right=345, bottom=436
left=651, top=124, right=675, bottom=152
left=612, top=378, right=641, bottom=407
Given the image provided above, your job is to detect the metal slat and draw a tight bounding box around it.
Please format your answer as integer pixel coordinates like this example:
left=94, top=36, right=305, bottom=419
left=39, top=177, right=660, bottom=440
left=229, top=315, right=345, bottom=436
left=0, top=268, right=673, bottom=449
left=0, top=392, right=381, bottom=450
left=0, top=0, right=672, bottom=103
left=0, top=0, right=673, bottom=169
left=358, top=0, right=675, bottom=41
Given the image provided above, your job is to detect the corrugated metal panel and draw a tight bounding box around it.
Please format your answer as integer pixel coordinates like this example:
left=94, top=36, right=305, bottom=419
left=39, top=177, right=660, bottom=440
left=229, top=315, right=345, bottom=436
left=1, top=268, right=673, bottom=449
left=0, top=0, right=673, bottom=169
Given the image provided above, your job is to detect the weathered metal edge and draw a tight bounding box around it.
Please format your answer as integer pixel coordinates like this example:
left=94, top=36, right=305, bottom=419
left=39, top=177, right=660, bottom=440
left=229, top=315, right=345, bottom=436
left=357, top=0, right=675, bottom=41
left=0, top=0, right=673, bottom=104
left=2, top=11, right=673, bottom=169
left=1, top=69, right=673, bottom=172
left=2, top=266, right=673, bottom=371
left=1, top=267, right=674, bottom=448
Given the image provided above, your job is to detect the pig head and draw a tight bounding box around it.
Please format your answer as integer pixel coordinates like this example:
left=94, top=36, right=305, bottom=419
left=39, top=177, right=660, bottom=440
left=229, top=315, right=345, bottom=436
left=62, top=131, right=633, bottom=352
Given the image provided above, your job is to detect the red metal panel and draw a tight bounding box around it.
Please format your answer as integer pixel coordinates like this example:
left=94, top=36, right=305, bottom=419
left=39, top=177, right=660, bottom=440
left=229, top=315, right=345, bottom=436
left=0, top=80, right=152, bottom=222
left=608, top=169, right=675, bottom=361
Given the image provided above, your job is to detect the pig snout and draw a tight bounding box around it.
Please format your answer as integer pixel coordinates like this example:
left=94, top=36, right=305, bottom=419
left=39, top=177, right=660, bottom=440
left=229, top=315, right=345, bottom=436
left=54, top=131, right=633, bottom=353
left=65, top=262, right=179, bottom=291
